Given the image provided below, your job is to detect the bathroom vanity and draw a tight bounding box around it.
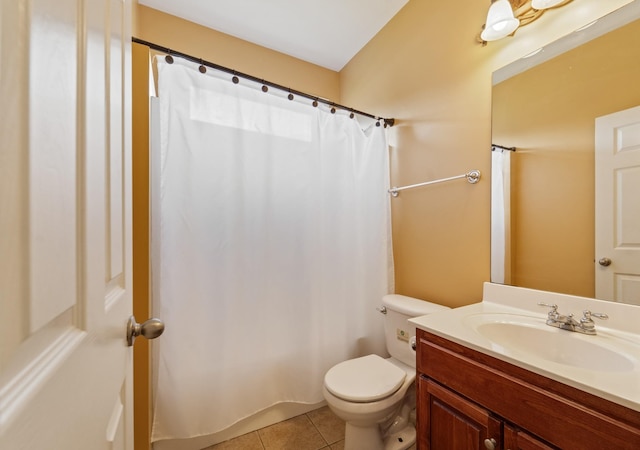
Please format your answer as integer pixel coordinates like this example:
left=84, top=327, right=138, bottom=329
left=410, top=283, right=640, bottom=449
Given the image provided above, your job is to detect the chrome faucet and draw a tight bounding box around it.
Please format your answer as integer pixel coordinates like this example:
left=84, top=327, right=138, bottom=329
left=538, top=303, right=608, bottom=335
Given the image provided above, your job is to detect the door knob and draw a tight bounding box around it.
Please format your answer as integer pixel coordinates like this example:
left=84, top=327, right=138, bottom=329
left=127, top=315, right=165, bottom=346
left=598, top=257, right=612, bottom=267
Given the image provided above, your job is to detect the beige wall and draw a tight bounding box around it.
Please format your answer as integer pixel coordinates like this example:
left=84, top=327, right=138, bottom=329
left=339, top=0, right=633, bottom=307
left=340, top=1, right=492, bottom=308
left=133, top=4, right=340, bottom=101
left=132, top=42, right=152, bottom=450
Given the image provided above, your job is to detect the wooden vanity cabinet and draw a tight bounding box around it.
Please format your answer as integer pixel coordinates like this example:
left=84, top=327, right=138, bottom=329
left=416, top=329, right=640, bottom=450
left=418, top=376, right=501, bottom=449
left=503, top=424, right=555, bottom=450
left=418, top=377, right=553, bottom=450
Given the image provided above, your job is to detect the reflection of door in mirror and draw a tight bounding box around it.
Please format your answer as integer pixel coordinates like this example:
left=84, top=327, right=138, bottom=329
left=595, top=105, right=640, bottom=305
left=491, top=16, right=640, bottom=298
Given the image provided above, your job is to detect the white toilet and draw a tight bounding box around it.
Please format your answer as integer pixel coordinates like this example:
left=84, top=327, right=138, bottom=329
left=323, top=294, right=449, bottom=450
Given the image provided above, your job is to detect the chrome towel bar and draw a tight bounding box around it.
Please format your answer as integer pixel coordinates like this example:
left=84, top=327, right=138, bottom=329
left=388, top=170, right=481, bottom=197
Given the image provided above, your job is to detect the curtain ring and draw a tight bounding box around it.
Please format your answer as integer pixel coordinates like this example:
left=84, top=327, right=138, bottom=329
left=287, top=89, right=294, bottom=101
left=330, top=107, right=336, bottom=114
left=312, top=98, right=319, bottom=107
left=198, top=59, right=206, bottom=73
left=376, top=119, right=381, bottom=127
left=261, top=80, right=268, bottom=92
left=349, top=109, right=355, bottom=119
left=165, top=51, right=174, bottom=64
left=232, top=71, right=239, bottom=84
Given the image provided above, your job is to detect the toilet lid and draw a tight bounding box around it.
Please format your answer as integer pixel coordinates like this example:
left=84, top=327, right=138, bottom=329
left=324, top=355, right=406, bottom=403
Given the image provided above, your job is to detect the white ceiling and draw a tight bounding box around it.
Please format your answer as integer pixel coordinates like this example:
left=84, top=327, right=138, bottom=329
left=138, top=0, right=410, bottom=71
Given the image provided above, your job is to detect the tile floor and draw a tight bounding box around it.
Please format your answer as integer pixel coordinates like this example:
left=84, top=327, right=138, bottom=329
left=202, top=406, right=417, bottom=450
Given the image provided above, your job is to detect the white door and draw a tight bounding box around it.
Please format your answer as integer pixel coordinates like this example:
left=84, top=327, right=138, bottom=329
left=595, top=105, right=640, bottom=304
left=0, top=0, right=137, bottom=448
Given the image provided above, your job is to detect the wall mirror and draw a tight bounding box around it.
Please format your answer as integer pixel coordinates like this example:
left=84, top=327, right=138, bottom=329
left=490, top=1, right=640, bottom=302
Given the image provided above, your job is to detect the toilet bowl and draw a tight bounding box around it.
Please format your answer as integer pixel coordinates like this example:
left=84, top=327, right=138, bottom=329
left=323, top=356, right=416, bottom=450
left=323, top=295, right=449, bottom=450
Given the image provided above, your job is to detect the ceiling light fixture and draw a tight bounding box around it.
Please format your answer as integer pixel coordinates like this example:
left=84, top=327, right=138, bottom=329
left=481, top=0, right=520, bottom=42
left=479, top=0, right=573, bottom=44
left=531, top=0, right=566, bottom=9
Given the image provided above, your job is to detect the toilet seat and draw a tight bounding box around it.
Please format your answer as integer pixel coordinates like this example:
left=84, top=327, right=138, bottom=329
left=324, top=355, right=406, bottom=403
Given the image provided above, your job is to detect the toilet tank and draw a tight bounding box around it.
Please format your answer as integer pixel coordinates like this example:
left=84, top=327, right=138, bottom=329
left=382, top=294, right=450, bottom=368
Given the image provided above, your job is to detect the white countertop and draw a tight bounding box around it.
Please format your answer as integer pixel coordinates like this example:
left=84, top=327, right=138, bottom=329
left=409, top=282, right=640, bottom=412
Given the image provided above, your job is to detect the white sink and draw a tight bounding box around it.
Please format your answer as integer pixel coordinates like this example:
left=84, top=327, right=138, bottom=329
left=409, top=283, right=640, bottom=412
left=463, top=313, right=639, bottom=373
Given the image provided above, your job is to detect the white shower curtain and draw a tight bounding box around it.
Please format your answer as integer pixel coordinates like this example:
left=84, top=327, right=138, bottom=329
left=150, top=57, right=394, bottom=442
left=491, top=149, right=511, bottom=284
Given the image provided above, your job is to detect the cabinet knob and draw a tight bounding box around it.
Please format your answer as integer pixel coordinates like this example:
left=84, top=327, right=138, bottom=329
left=484, top=438, right=497, bottom=450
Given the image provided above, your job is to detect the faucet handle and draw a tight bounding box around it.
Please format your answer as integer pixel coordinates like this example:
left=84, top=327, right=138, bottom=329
left=579, top=310, right=608, bottom=333
left=538, top=302, right=558, bottom=316
left=581, top=310, right=609, bottom=322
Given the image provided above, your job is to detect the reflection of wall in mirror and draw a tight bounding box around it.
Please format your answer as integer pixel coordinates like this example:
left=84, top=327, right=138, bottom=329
left=492, top=18, right=640, bottom=297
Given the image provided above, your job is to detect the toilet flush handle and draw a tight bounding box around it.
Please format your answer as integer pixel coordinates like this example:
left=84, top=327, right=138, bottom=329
left=376, top=306, right=387, bottom=314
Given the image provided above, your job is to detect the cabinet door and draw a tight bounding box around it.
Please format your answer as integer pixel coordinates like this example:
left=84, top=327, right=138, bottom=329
left=504, top=424, right=557, bottom=450
left=418, top=376, right=501, bottom=450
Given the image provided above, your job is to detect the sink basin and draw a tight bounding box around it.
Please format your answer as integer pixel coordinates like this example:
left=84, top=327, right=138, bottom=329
left=463, top=313, right=638, bottom=372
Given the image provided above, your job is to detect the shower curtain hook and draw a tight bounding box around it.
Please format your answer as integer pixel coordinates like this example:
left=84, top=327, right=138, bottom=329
left=198, top=58, right=207, bottom=73
left=165, top=50, right=174, bottom=64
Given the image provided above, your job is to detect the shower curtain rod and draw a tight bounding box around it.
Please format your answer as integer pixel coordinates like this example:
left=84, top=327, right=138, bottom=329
left=491, top=144, right=516, bottom=152
left=388, top=170, right=481, bottom=197
left=132, top=37, right=395, bottom=128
